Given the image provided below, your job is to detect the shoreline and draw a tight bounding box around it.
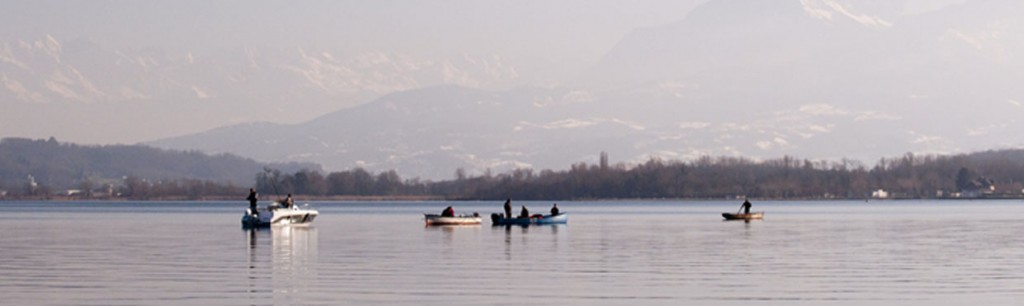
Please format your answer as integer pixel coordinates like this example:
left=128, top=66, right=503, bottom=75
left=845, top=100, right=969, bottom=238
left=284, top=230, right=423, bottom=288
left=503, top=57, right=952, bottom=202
left=3, top=195, right=1022, bottom=202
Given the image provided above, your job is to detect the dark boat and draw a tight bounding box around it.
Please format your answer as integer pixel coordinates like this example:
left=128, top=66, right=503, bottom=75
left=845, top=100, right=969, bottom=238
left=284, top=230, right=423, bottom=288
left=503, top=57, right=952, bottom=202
left=491, top=213, right=568, bottom=225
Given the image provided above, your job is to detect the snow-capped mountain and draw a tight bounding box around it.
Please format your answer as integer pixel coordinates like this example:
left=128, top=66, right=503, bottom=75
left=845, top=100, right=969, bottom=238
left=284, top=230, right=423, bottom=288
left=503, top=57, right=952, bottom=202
left=1, top=35, right=537, bottom=104
left=19, top=0, right=1024, bottom=180
left=1, top=34, right=576, bottom=143
left=156, top=0, right=1024, bottom=179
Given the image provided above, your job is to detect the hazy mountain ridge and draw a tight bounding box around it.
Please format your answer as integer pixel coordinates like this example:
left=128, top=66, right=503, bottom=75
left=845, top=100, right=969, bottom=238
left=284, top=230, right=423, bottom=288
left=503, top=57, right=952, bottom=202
left=150, top=83, right=918, bottom=180
left=1, top=35, right=574, bottom=143
left=141, top=0, right=1024, bottom=179
left=586, top=0, right=1024, bottom=156
left=1, top=36, right=540, bottom=105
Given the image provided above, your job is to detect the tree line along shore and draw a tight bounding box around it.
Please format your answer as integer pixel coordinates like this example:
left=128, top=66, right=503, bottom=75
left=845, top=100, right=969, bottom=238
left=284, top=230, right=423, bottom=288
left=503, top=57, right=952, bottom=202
left=5, top=149, right=1024, bottom=201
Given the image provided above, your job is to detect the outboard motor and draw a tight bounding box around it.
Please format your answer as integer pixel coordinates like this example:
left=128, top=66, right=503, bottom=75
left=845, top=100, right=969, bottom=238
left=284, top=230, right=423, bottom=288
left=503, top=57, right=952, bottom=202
left=490, top=213, right=501, bottom=223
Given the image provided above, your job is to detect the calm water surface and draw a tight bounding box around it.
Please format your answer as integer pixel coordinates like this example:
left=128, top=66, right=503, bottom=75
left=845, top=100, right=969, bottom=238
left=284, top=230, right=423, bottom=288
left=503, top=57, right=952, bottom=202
left=1, top=200, right=1023, bottom=305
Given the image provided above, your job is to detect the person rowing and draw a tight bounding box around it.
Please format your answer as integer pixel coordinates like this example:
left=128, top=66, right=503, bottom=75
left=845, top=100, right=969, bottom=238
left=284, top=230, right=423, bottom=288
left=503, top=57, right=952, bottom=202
left=739, top=198, right=752, bottom=214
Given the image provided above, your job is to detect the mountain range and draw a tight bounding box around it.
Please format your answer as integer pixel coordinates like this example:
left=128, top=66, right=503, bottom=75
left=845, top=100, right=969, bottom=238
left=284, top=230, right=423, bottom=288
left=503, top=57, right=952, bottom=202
left=1, top=34, right=580, bottom=144
left=8, top=0, right=1024, bottom=180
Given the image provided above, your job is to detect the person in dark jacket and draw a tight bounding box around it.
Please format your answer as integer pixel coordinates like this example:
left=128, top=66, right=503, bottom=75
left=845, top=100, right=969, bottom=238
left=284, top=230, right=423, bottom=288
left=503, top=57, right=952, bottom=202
left=246, top=188, right=259, bottom=214
left=442, top=206, right=455, bottom=217
left=740, top=199, right=752, bottom=214
left=519, top=205, right=530, bottom=218
left=282, top=194, right=294, bottom=209
left=550, top=203, right=560, bottom=216
left=503, top=198, right=512, bottom=219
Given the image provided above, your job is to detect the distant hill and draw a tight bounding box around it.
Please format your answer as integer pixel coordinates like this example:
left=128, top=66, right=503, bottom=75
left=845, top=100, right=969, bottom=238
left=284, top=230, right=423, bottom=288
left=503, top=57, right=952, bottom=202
left=0, top=137, right=320, bottom=191
left=150, top=85, right=658, bottom=180
left=149, top=0, right=1024, bottom=180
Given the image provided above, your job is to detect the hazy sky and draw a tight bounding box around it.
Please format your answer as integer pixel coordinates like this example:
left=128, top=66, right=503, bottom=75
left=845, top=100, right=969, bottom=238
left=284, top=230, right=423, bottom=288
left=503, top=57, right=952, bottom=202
left=1, top=0, right=966, bottom=64
left=1, top=0, right=710, bottom=144
left=1, top=1, right=712, bottom=62
left=0, top=0, right=972, bottom=145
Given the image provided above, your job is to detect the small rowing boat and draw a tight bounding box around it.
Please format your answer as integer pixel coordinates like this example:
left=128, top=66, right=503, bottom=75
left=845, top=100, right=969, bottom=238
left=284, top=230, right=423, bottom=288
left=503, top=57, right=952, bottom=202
left=722, top=212, right=764, bottom=220
left=491, top=213, right=568, bottom=225
left=424, top=214, right=482, bottom=226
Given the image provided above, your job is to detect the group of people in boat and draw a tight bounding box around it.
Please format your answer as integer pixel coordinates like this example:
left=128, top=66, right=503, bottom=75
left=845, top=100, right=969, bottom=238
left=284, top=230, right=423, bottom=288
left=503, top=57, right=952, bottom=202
left=246, top=188, right=295, bottom=216
left=439, top=198, right=562, bottom=219
left=501, top=198, right=559, bottom=219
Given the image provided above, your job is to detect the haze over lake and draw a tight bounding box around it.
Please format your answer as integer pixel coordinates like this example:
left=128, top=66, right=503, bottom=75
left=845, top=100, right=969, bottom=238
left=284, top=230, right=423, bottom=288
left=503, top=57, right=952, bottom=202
left=3, top=1, right=1024, bottom=304
left=1, top=200, right=1021, bottom=305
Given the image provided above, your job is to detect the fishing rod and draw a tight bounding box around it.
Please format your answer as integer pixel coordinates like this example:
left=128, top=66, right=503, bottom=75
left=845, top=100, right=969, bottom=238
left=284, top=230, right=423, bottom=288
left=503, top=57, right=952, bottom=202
left=263, top=167, right=282, bottom=200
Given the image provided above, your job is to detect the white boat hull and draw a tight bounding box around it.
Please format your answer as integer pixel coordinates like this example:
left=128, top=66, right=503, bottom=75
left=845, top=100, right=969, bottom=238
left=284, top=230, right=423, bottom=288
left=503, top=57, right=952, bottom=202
left=242, top=204, right=319, bottom=227
left=424, top=214, right=482, bottom=225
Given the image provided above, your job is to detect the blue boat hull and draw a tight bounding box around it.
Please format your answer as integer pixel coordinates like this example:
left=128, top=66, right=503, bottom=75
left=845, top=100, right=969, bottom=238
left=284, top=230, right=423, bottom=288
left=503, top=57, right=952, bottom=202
left=491, top=213, right=568, bottom=225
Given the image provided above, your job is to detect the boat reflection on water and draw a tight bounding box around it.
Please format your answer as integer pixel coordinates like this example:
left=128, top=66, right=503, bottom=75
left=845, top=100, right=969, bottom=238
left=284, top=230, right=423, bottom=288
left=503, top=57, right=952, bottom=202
left=244, top=226, right=318, bottom=304
left=246, top=227, right=269, bottom=269
left=497, top=223, right=566, bottom=261
left=423, top=224, right=481, bottom=231
left=424, top=223, right=481, bottom=248
left=272, top=225, right=318, bottom=266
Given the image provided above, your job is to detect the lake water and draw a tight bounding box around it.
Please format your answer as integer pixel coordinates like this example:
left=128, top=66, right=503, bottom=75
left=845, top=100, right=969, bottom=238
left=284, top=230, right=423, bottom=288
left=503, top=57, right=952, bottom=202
left=1, top=200, right=1023, bottom=305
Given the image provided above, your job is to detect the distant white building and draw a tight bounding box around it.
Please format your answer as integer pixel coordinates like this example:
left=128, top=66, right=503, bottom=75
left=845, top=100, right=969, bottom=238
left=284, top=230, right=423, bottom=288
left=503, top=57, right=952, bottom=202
left=871, top=189, right=889, bottom=199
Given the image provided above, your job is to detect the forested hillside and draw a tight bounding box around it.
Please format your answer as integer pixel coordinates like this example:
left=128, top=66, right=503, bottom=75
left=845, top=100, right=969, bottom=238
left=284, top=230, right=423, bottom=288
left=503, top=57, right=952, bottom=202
left=5, top=136, right=1024, bottom=200
left=256, top=150, right=1024, bottom=200
left=0, top=137, right=319, bottom=197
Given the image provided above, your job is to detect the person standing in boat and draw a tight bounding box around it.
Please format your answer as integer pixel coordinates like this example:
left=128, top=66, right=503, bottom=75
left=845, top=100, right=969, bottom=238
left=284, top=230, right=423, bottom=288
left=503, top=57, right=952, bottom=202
left=519, top=205, right=530, bottom=218
left=441, top=206, right=455, bottom=217
left=282, top=193, right=294, bottom=209
left=246, top=188, right=259, bottom=215
left=740, top=198, right=752, bottom=214
left=550, top=203, right=560, bottom=216
left=503, top=198, right=512, bottom=219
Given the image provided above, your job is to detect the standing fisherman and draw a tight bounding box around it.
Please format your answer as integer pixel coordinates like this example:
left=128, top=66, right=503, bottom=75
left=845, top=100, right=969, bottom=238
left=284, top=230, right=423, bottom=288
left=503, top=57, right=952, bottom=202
left=739, top=198, right=752, bottom=214
left=503, top=198, right=512, bottom=219
left=247, top=188, right=259, bottom=215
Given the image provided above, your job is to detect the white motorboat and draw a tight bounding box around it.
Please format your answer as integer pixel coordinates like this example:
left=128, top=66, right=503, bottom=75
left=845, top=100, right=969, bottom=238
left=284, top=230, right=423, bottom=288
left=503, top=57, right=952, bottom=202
left=242, top=202, right=319, bottom=227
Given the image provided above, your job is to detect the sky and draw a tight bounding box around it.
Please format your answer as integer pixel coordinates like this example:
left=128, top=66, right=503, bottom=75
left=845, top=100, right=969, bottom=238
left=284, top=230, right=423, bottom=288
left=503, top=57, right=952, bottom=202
left=0, top=0, right=972, bottom=145
left=1, top=1, right=711, bottom=65
left=0, top=0, right=712, bottom=144
left=0, top=1, right=965, bottom=54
